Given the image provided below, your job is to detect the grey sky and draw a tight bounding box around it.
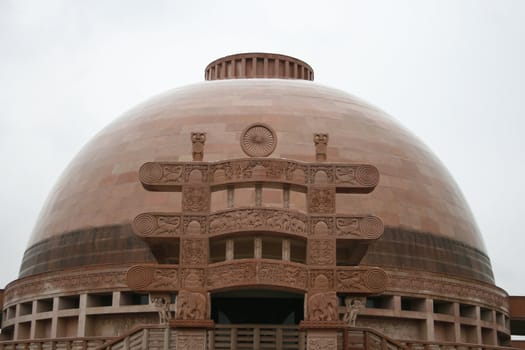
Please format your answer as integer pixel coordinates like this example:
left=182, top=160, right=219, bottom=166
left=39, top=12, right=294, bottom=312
left=1, top=0, right=524, bottom=294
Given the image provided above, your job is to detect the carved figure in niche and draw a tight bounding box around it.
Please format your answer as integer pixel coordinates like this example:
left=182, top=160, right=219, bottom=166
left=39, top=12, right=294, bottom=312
left=155, top=216, right=181, bottom=235
left=307, top=292, right=338, bottom=321
left=343, top=297, right=365, bottom=327
left=176, top=290, right=207, bottom=320
left=313, top=133, right=329, bottom=162
left=182, top=186, right=210, bottom=212
left=309, top=240, right=335, bottom=265
left=182, top=239, right=206, bottom=265
left=162, top=165, right=183, bottom=182
left=152, top=296, right=172, bottom=324
left=336, top=218, right=359, bottom=235
left=309, top=188, right=335, bottom=213
left=191, top=132, right=206, bottom=161
left=183, top=269, right=204, bottom=289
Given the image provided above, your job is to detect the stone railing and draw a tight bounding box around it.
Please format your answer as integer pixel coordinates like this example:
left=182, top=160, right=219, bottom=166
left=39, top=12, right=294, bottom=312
left=0, top=337, right=109, bottom=350
left=93, top=325, right=171, bottom=350
left=344, top=327, right=407, bottom=350
left=210, top=324, right=305, bottom=350
left=403, top=341, right=517, bottom=350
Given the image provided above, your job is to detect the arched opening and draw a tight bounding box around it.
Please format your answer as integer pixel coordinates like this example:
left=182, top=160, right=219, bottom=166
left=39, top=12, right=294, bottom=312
left=211, top=289, right=304, bottom=325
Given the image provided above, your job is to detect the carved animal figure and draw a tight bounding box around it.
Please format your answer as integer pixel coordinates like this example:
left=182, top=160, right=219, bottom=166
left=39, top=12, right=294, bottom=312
left=266, top=213, right=290, bottom=231
left=308, top=292, right=338, bottom=321
left=343, top=297, right=365, bottom=327
left=336, top=218, right=359, bottom=235
left=335, top=167, right=357, bottom=183
left=154, top=216, right=181, bottom=234
left=152, top=297, right=172, bottom=324
left=162, top=165, right=183, bottom=182
left=150, top=269, right=178, bottom=288
left=176, top=291, right=207, bottom=320
left=338, top=272, right=366, bottom=290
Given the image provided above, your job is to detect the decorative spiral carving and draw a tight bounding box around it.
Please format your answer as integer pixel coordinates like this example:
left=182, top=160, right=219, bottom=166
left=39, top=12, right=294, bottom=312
left=364, top=268, right=388, bottom=293
left=132, top=213, right=157, bottom=236
left=359, top=216, right=384, bottom=239
left=139, top=162, right=163, bottom=183
left=241, top=123, right=277, bottom=157
left=355, top=165, right=379, bottom=187
left=127, top=265, right=153, bottom=290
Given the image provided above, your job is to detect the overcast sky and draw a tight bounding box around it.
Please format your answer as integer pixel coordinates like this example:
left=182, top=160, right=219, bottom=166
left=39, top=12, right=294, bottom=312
left=0, top=0, right=524, bottom=295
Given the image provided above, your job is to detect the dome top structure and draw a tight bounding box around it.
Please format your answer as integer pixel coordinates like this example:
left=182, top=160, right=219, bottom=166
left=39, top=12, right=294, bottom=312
left=205, top=52, right=314, bottom=81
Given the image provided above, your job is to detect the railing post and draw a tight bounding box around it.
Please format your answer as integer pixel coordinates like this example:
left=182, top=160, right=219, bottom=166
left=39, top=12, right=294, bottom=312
left=381, top=337, right=387, bottom=350
left=364, top=332, right=369, bottom=350
left=208, top=329, right=215, bottom=350
left=253, top=327, right=260, bottom=350
left=163, top=327, right=169, bottom=350
left=343, top=328, right=348, bottom=350
left=231, top=327, right=237, bottom=350
left=142, top=328, right=149, bottom=349
left=299, top=330, right=306, bottom=350
left=276, top=327, right=283, bottom=350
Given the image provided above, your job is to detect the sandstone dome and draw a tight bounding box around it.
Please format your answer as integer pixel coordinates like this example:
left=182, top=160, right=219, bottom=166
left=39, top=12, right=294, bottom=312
left=3, top=53, right=509, bottom=346
left=22, top=54, right=491, bottom=283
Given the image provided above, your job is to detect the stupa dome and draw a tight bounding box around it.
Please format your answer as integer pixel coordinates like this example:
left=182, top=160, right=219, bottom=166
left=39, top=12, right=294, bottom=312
left=2, top=53, right=509, bottom=346
left=23, top=54, right=490, bottom=283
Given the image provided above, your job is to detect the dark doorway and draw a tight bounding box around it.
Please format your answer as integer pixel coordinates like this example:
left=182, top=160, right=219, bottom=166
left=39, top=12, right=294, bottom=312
left=211, top=290, right=304, bottom=325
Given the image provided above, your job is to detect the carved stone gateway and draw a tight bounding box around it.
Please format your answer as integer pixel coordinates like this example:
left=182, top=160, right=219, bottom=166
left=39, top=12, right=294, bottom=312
left=129, top=129, right=386, bottom=350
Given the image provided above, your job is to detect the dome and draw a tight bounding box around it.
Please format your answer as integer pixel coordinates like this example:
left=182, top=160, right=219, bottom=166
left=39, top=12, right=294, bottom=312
left=3, top=53, right=508, bottom=346
left=23, top=74, right=491, bottom=282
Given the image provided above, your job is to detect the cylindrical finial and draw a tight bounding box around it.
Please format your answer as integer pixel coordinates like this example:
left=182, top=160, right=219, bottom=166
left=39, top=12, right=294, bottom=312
left=205, top=52, right=314, bottom=81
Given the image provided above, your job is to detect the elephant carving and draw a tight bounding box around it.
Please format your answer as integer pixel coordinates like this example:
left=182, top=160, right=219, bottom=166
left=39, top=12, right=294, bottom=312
left=176, top=290, right=208, bottom=320
left=307, top=292, right=338, bottom=321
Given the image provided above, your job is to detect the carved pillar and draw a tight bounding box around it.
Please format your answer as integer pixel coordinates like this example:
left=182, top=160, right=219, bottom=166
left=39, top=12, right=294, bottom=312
left=304, top=182, right=341, bottom=350
left=174, top=178, right=213, bottom=350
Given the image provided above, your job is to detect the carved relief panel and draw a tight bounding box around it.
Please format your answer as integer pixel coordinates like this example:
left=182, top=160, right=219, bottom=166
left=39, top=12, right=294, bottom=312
left=306, top=291, right=339, bottom=321
left=181, top=239, right=208, bottom=265
left=182, top=185, right=210, bottom=213
left=308, top=186, right=335, bottom=214
left=308, top=239, right=336, bottom=265
left=126, top=264, right=179, bottom=291
left=140, top=160, right=379, bottom=189
left=176, top=290, right=209, bottom=320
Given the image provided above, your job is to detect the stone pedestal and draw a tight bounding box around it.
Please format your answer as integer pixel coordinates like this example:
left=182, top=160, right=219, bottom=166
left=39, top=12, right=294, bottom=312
left=300, top=321, right=345, bottom=350
left=171, top=319, right=214, bottom=350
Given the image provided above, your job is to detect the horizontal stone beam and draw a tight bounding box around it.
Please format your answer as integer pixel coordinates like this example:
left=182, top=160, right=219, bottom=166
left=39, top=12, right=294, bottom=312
left=132, top=209, right=383, bottom=240
left=126, top=261, right=388, bottom=294
left=139, top=158, right=379, bottom=191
